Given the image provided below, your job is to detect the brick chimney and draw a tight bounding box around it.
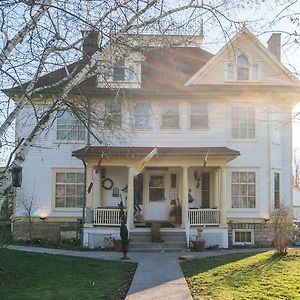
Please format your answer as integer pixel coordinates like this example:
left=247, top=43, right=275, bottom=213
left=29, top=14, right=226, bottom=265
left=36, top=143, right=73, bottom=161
left=267, top=33, right=281, bottom=61
left=82, top=30, right=100, bottom=59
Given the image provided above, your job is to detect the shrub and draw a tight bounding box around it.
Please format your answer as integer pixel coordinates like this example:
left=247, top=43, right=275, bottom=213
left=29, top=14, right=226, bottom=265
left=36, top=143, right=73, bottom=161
left=269, top=206, right=294, bottom=254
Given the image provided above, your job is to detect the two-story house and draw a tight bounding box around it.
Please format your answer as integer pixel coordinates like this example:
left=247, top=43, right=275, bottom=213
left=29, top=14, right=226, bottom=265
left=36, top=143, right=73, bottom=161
left=5, top=27, right=300, bottom=249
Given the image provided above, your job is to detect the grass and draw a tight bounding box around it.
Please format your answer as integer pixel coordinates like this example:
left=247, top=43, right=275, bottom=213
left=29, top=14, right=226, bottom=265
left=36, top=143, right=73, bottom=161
left=0, top=249, right=136, bottom=300
left=182, top=250, right=300, bottom=300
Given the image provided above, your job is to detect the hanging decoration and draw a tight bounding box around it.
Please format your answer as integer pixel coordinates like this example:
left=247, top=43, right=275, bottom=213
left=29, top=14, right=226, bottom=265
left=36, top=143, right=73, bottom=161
left=112, top=187, right=120, bottom=197
left=102, top=177, right=114, bottom=190
left=196, top=148, right=210, bottom=188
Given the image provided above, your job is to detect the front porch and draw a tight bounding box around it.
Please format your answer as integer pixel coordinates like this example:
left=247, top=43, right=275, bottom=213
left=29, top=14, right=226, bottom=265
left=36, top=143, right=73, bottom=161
left=73, top=146, right=240, bottom=248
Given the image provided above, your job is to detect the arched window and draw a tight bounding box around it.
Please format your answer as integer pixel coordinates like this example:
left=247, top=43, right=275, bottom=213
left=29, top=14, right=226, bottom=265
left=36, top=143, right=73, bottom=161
left=237, top=54, right=249, bottom=80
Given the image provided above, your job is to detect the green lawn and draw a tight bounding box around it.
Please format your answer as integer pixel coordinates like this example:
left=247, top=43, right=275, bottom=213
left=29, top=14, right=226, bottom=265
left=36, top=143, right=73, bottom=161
left=0, top=249, right=136, bottom=300
left=182, top=250, right=300, bottom=300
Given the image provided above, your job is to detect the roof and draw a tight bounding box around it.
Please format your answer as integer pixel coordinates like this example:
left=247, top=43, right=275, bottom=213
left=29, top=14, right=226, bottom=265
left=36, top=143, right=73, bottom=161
left=3, top=47, right=213, bottom=97
left=72, top=146, right=240, bottom=158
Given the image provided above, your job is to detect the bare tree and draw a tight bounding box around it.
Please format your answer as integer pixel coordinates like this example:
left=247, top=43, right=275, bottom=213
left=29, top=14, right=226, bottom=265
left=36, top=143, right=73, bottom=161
left=0, top=0, right=271, bottom=194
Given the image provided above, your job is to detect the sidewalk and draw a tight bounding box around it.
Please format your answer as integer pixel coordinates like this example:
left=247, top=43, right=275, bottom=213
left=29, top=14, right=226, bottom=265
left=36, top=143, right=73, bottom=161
left=6, top=245, right=272, bottom=300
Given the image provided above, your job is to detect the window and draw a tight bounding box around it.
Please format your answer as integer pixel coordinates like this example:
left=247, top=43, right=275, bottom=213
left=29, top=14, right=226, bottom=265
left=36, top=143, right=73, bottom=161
left=233, top=230, right=254, bottom=245
left=56, top=111, right=85, bottom=141
left=231, top=171, right=256, bottom=208
left=127, top=65, right=135, bottom=81
left=237, top=54, right=249, bottom=80
left=104, top=101, right=122, bottom=127
left=274, top=172, right=280, bottom=208
left=190, top=103, right=208, bottom=129
left=226, top=63, right=234, bottom=80
left=55, top=171, right=84, bottom=208
left=161, top=103, right=179, bottom=129
left=133, top=103, right=151, bottom=129
left=149, top=175, right=165, bottom=202
left=252, top=64, right=259, bottom=81
left=113, top=59, right=125, bottom=81
left=231, top=107, right=255, bottom=139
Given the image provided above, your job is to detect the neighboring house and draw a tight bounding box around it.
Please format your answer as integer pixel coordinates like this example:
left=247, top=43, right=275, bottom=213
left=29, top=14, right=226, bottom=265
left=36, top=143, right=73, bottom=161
left=3, top=27, right=300, bottom=249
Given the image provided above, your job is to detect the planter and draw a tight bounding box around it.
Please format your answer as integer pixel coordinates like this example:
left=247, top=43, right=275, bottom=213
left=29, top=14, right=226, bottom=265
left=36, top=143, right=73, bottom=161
left=113, top=239, right=123, bottom=252
left=175, top=213, right=182, bottom=224
left=192, top=239, right=205, bottom=251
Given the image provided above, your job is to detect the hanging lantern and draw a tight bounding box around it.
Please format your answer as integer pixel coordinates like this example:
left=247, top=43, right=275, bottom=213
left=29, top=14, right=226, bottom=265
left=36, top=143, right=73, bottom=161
left=11, top=166, right=23, bottom=187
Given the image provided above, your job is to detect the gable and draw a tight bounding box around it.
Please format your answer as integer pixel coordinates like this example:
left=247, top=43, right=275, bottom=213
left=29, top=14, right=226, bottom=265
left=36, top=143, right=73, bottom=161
left=186, top=30, right=299, bottom=87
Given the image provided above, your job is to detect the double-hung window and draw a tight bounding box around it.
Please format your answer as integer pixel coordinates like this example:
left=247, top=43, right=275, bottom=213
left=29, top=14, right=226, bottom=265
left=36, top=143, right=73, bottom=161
left=161, top=103, right=179, bottom=129
left=104, top=101, right=122, bottom=128
left=237, top=54, right=249, bottom=80
left=133, top=103, right=151, bottom=129
left=274, top=172, right=280, bottom=208
left=55, top=171, right=84, bottom=208
left=56, top=111, right=85, bottom=141
left=231, top=106, right=255, bottom=139
left=190, top=103, right=208, bottom=129
left=231, top=171, right=256, bottom=209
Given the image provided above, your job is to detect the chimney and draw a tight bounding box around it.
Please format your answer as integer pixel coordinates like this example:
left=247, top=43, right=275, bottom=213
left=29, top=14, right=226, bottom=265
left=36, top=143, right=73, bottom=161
left=82, top=30, right=100, bottom=59
left=267, top=33, right=281, bottom=61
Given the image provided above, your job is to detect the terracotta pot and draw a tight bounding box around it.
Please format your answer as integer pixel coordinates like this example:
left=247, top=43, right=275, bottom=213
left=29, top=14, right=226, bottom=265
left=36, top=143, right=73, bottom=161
left=192, top=239, right=205, bottom=251
left=113, top=239, right=123, bottom=252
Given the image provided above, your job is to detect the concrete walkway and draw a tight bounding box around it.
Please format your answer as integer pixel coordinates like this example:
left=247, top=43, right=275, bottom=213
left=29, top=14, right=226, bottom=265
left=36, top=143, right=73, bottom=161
left=6, top=245, right=273, bottom=300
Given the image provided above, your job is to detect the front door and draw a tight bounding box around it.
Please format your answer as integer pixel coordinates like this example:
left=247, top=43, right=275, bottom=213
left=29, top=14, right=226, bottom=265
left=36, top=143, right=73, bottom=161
left=147, top=174, right=167, bottom=220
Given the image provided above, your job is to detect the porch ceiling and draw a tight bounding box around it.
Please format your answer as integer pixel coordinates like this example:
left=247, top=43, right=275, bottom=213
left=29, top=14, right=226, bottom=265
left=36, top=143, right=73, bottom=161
left=72, top=146, right=240, bottom=162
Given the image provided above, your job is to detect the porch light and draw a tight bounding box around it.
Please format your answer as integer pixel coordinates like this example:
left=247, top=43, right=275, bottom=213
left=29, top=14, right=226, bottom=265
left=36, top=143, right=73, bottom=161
left=39, top=212, right=48, bottom=221
left=11, top=166, right=23, bottom=187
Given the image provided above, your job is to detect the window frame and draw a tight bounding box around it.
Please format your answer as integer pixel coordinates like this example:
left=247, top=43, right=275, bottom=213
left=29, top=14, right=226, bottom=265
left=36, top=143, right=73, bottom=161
left=237, top=54, right=250, bottom=81
left=52, top=168, right=84, bottom=211
left=189, top=102, right=209, bottom=130
left=232, top=229, right=254, bottom=245
left=104, top=100, right=123, bottom=128
left=230, top=105, right=256, bottom=141
left=229, top=169, right=259, bottom=211
left=160, top=102, right=180, bottom=130
left=273, top=171, right=281, bottom=209
left=55, top=111, right=86, bottom=143
left=132, top=102, right=152, bottom=130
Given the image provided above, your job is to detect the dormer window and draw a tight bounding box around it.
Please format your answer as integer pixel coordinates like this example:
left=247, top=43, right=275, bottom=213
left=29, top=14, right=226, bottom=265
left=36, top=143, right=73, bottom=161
left=113, top=59, right=125, bottom=81
left=237, top=54, right=249, bottom=80
left=226, top=54, right=260, bottom=81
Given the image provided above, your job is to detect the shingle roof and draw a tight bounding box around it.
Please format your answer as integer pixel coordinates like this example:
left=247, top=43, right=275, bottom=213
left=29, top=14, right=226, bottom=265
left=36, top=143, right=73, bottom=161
left=72, top=146, right=240, bottom=158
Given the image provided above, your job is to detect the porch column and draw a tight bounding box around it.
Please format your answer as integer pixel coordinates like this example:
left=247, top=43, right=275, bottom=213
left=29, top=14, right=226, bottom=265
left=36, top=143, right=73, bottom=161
left=127, top=167, right=134, bottom=228
left=181, top=166, right=189, bottom=228
left=219, top=168, right=227, bottom=227
left=85, top=164, right=94, bottom=226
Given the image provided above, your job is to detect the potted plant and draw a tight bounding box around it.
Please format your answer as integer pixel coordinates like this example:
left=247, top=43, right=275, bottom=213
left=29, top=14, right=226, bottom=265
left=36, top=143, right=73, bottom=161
left=170, top=199, right=182, bottom=224
left=118, top=201, right=130, bottom=260
left=192, top=228, right=205, bottom=251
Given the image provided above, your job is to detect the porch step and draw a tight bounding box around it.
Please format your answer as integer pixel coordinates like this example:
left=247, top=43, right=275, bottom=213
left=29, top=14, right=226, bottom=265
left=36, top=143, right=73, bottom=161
left=128, top=231, right=187, bottom=252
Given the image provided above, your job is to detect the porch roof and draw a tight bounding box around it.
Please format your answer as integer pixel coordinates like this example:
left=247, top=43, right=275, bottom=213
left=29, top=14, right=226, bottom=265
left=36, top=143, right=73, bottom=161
left=72, top=146, right=240, bottom=159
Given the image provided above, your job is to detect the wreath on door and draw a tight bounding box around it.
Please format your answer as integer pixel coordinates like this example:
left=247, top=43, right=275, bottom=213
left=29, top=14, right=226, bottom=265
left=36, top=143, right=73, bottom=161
left=102, top=177, right=114, bottom=190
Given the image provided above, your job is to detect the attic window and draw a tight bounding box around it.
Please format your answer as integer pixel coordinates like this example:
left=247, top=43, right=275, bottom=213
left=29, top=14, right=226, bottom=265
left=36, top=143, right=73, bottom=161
left=114, top=59, right=125, bottom=81
left=237, top=54, right=249, bottom=80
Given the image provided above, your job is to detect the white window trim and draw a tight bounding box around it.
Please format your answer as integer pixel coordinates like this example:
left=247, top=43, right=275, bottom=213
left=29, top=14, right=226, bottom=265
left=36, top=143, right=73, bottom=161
left=227, top=103, right=258, bottom=142
left=225, top=60, right=261, bottom=82
left=271, top=109, right=281, bottom=145
left=160, top=102, right=181, bottom=130
left=232, top=229, right=254, bottom=245
left=52, top=168, right=84, bottom=212
left=132, top=102, right=153, bottom=131
left=188, top=102, right=209, bottom=130
left=54, top=112, right=86, bottom=144
left=227, top=168, right=259, bottom=212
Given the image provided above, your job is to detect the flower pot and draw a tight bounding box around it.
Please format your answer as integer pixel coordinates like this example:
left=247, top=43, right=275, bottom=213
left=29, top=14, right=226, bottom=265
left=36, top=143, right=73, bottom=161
left=113, top=239, right=123, bottom=252
left=192, top=239, right=205, bottom=251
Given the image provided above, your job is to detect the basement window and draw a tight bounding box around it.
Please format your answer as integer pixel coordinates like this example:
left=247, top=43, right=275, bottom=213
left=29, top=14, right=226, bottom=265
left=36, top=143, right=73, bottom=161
left=232, top=229, right=254, bottom=245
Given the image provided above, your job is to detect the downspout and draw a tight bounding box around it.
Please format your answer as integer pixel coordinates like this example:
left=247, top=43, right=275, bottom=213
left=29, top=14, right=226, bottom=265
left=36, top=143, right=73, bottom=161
left=81, top=159, right=87, bottom=248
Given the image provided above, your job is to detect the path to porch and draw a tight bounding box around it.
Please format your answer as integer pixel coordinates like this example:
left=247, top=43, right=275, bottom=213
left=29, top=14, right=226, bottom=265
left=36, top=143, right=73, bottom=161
left=6, top=245, right=272, bottom=300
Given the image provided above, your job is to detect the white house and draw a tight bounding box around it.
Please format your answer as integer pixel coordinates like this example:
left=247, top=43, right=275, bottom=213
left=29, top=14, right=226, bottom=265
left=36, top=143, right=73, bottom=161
left=4, top=27, right=300, bottom=249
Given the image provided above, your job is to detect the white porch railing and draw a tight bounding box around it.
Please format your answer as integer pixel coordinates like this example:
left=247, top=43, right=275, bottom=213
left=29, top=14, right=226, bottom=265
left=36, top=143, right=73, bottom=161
left=93, top=208, right=126, bottom=226
left=188, top=209, right=220, bottom=226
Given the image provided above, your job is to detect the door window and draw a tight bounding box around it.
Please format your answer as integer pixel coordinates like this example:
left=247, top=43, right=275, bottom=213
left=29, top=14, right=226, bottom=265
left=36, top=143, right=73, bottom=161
left=149, top=175, right=165, bottom=202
